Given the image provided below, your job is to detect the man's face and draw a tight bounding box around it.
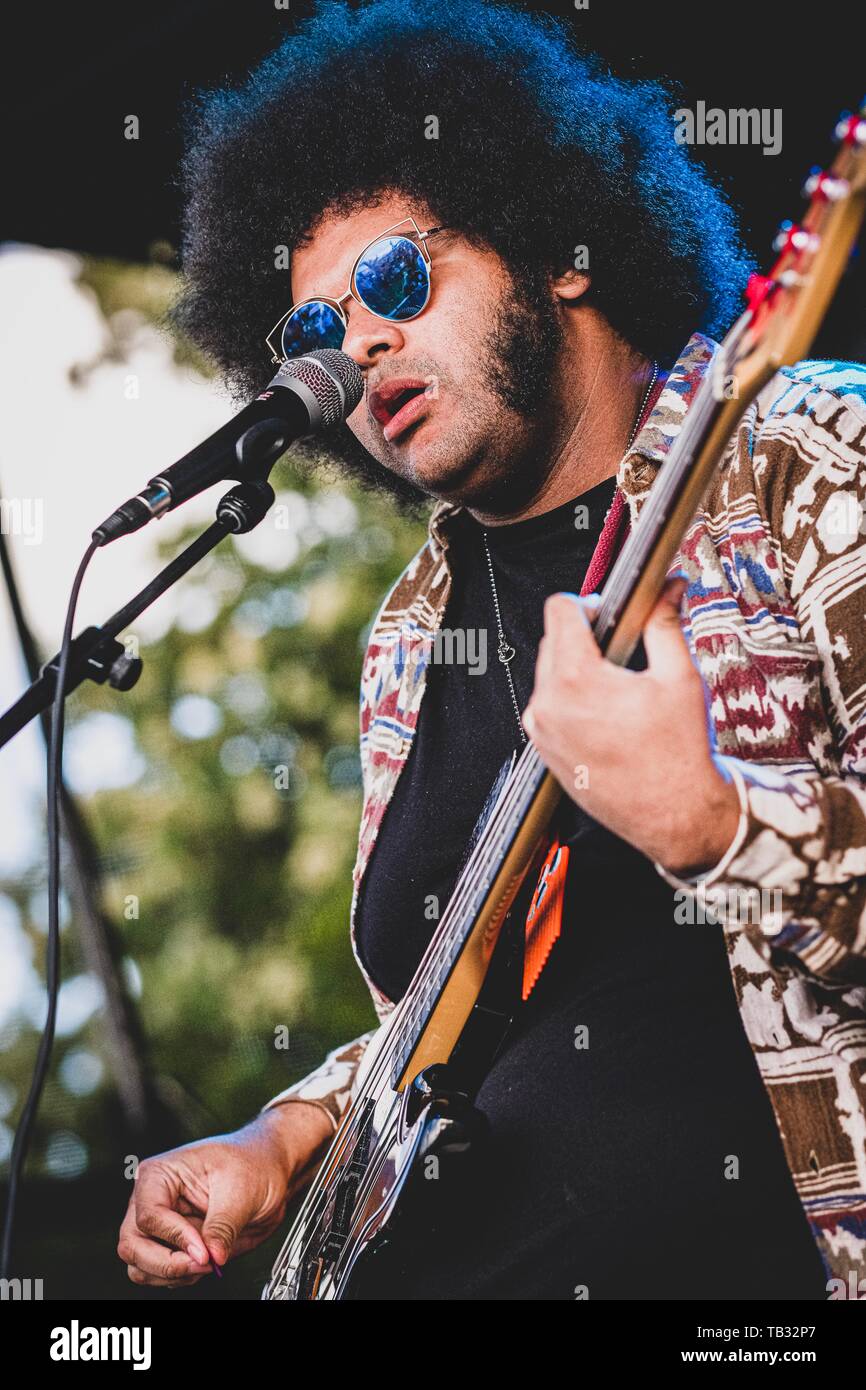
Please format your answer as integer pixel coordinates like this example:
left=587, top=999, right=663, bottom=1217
left=289, top=193, right=568, bottom=514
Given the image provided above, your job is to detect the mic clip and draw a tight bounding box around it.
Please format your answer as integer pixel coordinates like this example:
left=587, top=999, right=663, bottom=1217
left=40, top=628, right=144, bottom=697
left=216, top=479, right=276, bottom=533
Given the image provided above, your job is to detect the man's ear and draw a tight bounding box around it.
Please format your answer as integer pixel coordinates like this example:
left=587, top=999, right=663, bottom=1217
left=552, top=267, right=591, bottom=303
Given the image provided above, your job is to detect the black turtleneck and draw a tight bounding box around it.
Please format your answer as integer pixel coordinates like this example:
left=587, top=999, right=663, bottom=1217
left=353, top=476, right=827, bottom=1301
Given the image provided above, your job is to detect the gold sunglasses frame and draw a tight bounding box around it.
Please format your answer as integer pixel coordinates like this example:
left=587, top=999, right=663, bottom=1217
left=264, top=216, right=450, bottom=365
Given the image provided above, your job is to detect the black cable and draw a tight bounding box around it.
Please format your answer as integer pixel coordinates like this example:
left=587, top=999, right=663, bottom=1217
left=0, top=523, right=165, bottom=1137
left=0, top=541, right=98, bottom=1278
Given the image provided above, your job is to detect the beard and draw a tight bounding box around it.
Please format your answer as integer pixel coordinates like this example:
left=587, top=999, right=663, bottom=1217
left=290, top=264, right=566, bottom=517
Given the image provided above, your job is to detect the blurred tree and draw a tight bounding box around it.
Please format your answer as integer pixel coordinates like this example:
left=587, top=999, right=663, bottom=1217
left=0, top=257, right=427, bottom=1295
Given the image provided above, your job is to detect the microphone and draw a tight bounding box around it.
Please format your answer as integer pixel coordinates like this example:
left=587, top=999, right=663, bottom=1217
left=92, top=349, right=364, bottom=546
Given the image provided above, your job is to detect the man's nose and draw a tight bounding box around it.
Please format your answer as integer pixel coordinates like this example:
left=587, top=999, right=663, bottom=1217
left=341, top=300, right=407, bottom=367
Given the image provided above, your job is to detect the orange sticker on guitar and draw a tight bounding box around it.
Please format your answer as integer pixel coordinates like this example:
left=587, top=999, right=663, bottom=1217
left=523, top=839, right=570, bottom=1000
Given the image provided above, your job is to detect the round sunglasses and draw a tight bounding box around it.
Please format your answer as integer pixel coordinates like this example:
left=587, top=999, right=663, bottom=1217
left=264, top=217, right=450, bottom=364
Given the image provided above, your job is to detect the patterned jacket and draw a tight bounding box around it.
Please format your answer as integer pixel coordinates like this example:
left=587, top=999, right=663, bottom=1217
left=263, top=332, right=866, bottom=1297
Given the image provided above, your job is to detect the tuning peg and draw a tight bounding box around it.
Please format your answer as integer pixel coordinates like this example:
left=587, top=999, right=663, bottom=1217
left=745, top=273, right=777, bottom=313
left=835, top=113, right=866, bottom=145
left=778, top=270, right=808, bottom=289
left=773, top=221, right=819, bottom=256
left=802, top=166, right=850, bottom=200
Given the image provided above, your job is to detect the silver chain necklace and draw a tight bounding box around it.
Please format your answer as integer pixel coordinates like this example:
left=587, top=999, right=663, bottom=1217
left=483, top=360, right=659, bottom=745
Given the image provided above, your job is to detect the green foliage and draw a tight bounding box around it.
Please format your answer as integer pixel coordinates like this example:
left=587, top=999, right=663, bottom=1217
left=76, top=257, right=211, bottom=377
left=1, top=257, right=428, bottom=1185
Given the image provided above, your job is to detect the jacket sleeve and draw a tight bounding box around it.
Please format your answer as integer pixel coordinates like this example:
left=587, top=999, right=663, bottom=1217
left=658, top=372, right=866, bottom=985
left=659, top=756, right=866, bottom=985
left=259, top=1030, right=376, bottom=1133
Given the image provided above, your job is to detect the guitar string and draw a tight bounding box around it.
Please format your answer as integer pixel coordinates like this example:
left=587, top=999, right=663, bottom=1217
left=329, top=1112, right=403, bottom=1293
left=269, top=408, right=723, bottom=1295
left=272, top=531, right=654, bottom=1287
left=266, top=747, right=549, bottom=1291
left=265, top=749, right=546, bottom=1289
left=266, top=356, right=726, bottom=1293
left=332, top=352, right=736, bottom=1283
left=266, top=363, right=722, bottom=1293
left=266, top=361, right=723, bottom=1293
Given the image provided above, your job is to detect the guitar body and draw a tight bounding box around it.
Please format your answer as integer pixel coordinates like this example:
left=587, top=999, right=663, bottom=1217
left=263, top=758, right=534, bottom=1301
left=261, top=1050, right=399, bottom=1298
left=262, top=1029, right=486, bottom=1300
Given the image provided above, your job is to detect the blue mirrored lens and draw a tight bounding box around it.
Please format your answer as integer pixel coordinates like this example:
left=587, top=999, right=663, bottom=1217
left=281, top=300, right=345, bottom=358
left=354, top=236, right=429, bottom=320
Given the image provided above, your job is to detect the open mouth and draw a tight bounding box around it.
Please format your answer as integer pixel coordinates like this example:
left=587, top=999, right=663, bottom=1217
left=369, top=378, right=434, bottom=443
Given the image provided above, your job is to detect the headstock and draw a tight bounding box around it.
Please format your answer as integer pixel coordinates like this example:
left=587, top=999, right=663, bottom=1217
left=719, top=101, right=866, bottom=401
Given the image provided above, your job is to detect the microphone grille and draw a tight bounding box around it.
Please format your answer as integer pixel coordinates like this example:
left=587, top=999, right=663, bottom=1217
left=275, top=349, right=363, bottom=427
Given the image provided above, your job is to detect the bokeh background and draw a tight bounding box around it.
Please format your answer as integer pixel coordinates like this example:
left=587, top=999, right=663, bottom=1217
left=2, top=0, right=864, bottom=1299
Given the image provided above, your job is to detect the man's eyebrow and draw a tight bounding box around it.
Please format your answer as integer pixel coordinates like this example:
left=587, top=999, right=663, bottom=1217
left=414, top=226, right=459, bottom=258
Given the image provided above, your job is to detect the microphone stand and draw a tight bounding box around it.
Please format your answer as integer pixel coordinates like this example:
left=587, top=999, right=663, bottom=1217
left=0, top=477, right=276, bottom=749
left=0, top=521, right=168, bottom=1139
left=0, top=474, right=278, bottom=1276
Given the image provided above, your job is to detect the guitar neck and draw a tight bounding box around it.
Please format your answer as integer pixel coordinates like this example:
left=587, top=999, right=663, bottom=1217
left=595, top=347, right=774, bottom=665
